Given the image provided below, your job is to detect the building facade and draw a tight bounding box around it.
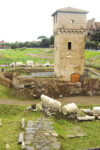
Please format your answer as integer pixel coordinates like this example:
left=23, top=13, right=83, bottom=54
left=87, top=18, right=100, bottom=40
left=52, top=7, right=88, bottom=82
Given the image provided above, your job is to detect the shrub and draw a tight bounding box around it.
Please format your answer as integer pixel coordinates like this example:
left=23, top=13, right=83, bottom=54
left=85, top=41, right=97, bottom=49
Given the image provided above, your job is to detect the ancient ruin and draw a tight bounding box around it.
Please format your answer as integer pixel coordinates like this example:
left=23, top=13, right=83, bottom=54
left=87, top=18, right=100, bottom=40
left=52, top=7, right=88, bottom=82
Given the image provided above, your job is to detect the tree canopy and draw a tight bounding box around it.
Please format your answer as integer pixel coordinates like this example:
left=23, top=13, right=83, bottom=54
left=91, top=31, right=100, bottom=48
left=2, top=35, right=54, bottom=49
left=37, top=36, right=47, bottom=40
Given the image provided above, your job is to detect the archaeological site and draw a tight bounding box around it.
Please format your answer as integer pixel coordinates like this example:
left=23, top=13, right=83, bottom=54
left=0, top=5, right=100, bottom=150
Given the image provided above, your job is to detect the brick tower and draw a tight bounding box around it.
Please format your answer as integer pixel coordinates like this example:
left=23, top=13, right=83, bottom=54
left=52, top=7, right=88, bottom=83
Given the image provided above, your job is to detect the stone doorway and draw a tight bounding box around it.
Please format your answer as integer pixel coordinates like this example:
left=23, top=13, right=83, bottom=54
left=71, top=73, right=80, bottom=83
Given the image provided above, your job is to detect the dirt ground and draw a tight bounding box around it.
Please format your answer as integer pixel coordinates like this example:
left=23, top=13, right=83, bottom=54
left=27, top=53, right=53, bottom=59
left=0, top=96, right=100, bottom=106
left=58, top=96, right=100, bottom=105
left=0, top=98, right=40, bottom=105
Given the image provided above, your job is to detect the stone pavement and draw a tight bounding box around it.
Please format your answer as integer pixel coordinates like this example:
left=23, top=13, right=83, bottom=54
left=24, top=117, right=60, bottom=150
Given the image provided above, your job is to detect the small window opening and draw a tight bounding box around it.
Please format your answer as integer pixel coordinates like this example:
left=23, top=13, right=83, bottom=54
left=70, top=20, right=74, bottom=24
left=88, top=32, right=91, bottom=36
left=68, top=42, right=72, bottom=50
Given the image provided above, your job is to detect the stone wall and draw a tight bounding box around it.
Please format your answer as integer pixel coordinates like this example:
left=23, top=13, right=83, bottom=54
left=54, top=31, right=85, bottom=81
left=0, top=75, right=11, bottom=88
left=11, top=75, right=100, bottom=99
left=0, top=70, right=100, bottom=98
left=84, top=78, right=100, bottom=96
left=53, top=11, right=87, bottom=31
left=53, top=8, right=87, bottom=82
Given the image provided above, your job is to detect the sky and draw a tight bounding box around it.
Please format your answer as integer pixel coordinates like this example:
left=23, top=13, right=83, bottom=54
left=0, top=0, right=100, bottom=42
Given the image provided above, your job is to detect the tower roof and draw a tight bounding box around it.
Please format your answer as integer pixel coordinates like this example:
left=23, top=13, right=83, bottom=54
left=52, top=7, right=88, bottom=16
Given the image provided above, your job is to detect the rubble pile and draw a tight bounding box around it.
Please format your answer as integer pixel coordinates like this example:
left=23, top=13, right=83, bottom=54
left=40, top=94, right=100, bottom=121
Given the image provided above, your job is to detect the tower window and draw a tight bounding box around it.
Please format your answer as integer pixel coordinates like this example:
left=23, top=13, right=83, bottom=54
left=68, top=42, right=72, bottom=50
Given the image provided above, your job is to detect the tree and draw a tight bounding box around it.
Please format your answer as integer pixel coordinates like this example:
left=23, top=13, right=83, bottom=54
left=40, top=38, right=50, bottom=47
left=91, top=31, right=100, bottom=49
left=49, top=35, right=54, bottom=45
left=37, top=35, right=47, bottom=40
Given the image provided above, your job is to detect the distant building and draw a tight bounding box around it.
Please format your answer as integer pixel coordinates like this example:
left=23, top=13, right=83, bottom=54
left=0, top=40, right=10, bottom=49
left=87, top=18, right=100, bottom=40
left=52, top=7, right=88, bottom=82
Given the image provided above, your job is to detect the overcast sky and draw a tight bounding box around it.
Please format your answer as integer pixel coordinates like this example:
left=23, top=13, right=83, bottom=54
left=0, top=0, right=100, bottom=42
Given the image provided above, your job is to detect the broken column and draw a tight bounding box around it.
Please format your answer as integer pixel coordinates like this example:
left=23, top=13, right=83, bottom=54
left=41, top=94, right=62, bottom=115
left=62, top=103, right=79, bottom=118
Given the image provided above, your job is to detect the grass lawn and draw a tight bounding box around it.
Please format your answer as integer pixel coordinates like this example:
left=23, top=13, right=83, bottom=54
left=0, top=48, right=100, bottom=65
left=0, top=105, right=100, bottom=150
left=85, top=50, right=100, bottom=61
left=0, top=48, right=54, bottom=65
left=0, top=84, right=34, bottom=101
left=0, top=84, right=15, bottom=99
left=0, top=105, right=42, bottom=150
left=92, top=57, right=100, bottom=65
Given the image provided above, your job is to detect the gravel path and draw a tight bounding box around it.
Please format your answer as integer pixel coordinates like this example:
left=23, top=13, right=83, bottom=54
left=58, top=96, right=100, bottom=105
left=0, top=96, right=100, bottom=106
left=0, top=98, right=40, bottom=105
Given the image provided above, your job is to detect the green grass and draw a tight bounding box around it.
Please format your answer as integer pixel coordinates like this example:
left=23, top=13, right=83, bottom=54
left=0, top=48, right=54, bottom=65
left=0, top=84, right=33, bottom=100
left=0, top=84, right=14, bottom=99
left=0, top=48, right=100, bottom=65
left=0, top=105, right=42, bottom=150
left=52, top=117, right=100, bottom=150
left=92, top=57, right=100, bottom=64
left=0, top=104, right=100, bottom=150
left=85, top=50, right=100, bottom=61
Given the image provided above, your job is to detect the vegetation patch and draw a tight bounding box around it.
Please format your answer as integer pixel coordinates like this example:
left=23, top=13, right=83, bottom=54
left=0, top=48, right=100, bottom=65
left=0, top=104, right=100, bottom=149
left=85, top=50, right=100, bottom=61
left=52, top=117, right=100, bottom=150
left=0, top=104, right=42, bottom=150
left=0, top=84, right=34, bottom=100
left=0, top=48, right=54, bottom=65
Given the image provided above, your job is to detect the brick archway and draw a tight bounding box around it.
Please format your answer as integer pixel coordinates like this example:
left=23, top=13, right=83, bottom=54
left=71, top=73, right=80, bottom=83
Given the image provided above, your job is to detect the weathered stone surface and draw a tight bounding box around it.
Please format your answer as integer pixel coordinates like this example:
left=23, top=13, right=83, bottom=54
left=35, top=145, right=42, bottom=150
left=18, top=132, right=24, bottom=144
left=68, top=126, right=87, bottom=138
left=53, top=7, right=87, bottom=81
left=25, top=141, right=32, bottom=145
left=80, top=109, right=93, bottom=116
left=97, top=116, right=100, bottom=120
left=62, top=103, right=79, bottom=115
left=11, top=73, right=100, bottom=99
left=52, top=142, right=61, bottom=150
left=0, top=76, right=11, bottom=88
left=25, top=146, right=34, bottom=150
left=24, top=117, right=60, bottom=150
left=93, top=107, right=100, bottom=116
left=41, top=94, right=62, bottom=112
left=77, top=115, right=95, bottom=121
left=16, top=62, right=24, bottom=66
